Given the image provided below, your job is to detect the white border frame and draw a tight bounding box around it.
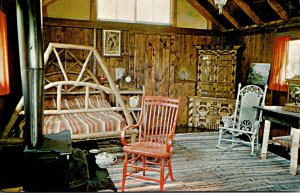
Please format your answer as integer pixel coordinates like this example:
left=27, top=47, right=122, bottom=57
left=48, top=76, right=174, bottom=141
left=103, top=30, right=121, bottom=57
left=115, top=68, right=126, bottom=80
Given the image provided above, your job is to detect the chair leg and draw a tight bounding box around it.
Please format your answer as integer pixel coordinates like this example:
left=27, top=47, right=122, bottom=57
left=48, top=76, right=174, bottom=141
left=122, top=152, right=128, bottom=192
left=251, top=143, right=254, bottom=156
left=167, top=158, right=174, bottom=181
left=231, top=133, right=235, bottom=146
left=218, top=129, right=223, bottom=146
left=160, top=158, right=165, bottom=192
left=251, top=134, right=259, bottom=155
left=142, top=156, right=146, bottom=176
left=256, top=134, right=260, bottom=152
left=250, top=134, right=255, bottom=156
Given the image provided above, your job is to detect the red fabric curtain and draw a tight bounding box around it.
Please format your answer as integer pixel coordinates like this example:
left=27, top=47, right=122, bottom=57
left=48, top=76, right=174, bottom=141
left=268, top=36, right=289, bottom=92
left=0, top=10, right=10, bottom=95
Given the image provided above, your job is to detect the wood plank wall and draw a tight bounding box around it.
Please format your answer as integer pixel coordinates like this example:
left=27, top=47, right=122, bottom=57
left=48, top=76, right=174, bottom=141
left=43, top=24, right=220, bottom=125
left=240, top=32, right=276, bottom=106
left=43, top=20, right=299, bottom=131
left=235, top=29, right=297, bottom=137
left=236, top=30, right=289, bottom=107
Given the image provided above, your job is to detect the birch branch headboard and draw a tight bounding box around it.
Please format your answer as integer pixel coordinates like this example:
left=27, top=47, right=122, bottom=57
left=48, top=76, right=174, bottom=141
left=2, top=43, right=137, bottom=142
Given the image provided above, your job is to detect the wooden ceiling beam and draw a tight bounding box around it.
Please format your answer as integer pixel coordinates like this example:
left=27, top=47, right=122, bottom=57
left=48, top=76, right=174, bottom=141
left=233, top=0, right=263, bottom=25
left=267, top=0, right=289, bottom=22
left=43, top=17, right=216, bottom=36
left=42, top=0, right=58, bottom=6
left=42, top=0, right=58, bottom=17
left=207, top=0, right=241, bottom=29
left=187, top=0, right=226, bottom=32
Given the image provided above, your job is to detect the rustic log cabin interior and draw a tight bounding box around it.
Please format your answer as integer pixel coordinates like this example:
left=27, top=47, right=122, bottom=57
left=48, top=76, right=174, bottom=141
left=0, top=0, right=300, bottom=191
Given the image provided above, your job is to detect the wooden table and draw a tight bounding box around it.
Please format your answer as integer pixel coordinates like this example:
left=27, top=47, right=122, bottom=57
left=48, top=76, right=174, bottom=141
left=255, top=106, right=300, bottom=175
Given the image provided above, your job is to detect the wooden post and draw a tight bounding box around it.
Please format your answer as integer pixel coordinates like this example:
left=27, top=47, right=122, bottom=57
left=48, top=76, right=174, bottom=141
left=90, top=0, right=97, bottom=21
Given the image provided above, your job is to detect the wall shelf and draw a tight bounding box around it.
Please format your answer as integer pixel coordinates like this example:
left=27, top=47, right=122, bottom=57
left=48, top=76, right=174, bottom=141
left=115, top=85, right=145, bottom=123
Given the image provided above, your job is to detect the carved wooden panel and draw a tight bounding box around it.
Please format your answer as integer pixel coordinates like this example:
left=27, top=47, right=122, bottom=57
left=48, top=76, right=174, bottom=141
left=195, top=45, right=240, bottom=99
left=188, top=96, right=235, bottom=130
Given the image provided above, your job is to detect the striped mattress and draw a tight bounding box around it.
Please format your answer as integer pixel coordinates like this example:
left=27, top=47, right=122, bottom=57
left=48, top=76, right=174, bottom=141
left=43, top=95, right=126, bottom=135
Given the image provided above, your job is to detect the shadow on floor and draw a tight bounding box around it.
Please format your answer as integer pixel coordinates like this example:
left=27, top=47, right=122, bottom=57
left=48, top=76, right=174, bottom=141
left=176, top=126, right=299, bottom=164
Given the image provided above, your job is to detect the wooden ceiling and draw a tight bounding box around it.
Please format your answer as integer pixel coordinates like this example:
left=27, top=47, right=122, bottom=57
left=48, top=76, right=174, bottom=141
left=187, top=0, right=300, bottom=32
left=42, top=0, right=300, bottom=32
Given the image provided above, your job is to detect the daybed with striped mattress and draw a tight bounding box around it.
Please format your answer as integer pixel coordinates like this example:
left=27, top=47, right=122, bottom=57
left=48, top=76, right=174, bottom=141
left=2, top=43, right=137, bottom=142
left=43, top=95, right=126, bottom=139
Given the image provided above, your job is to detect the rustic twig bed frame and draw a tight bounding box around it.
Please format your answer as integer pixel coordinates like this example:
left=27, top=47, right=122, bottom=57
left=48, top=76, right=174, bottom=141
left=2, top=43, right=137, bottom=142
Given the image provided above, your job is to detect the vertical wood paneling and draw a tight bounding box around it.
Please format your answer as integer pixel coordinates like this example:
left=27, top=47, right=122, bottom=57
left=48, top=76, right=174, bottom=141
left=241, top=32, right=275, bottom=84
left=159, top=35, right=171, bottom=97
left=152, top=35, right=160, bottom=96
left=241, top=31, right=275, bottom=105
left=38, top=24, right=300, bottom=134
left=177, top=35, right=185, bottom=83
left=43, top=25, right=225, bottom=125
left=145, top=35, right=155, bottom=96
left=43, top=26, right=94, bottom=63
left=128, top=32, right=135, bottom=76
left=134, top=34, right=146, bottom=89
left=121, top=31, right=130, bottom=71
left=169, top=35, right=179, bottom=97
left=172, top=35, right=184, bottom=98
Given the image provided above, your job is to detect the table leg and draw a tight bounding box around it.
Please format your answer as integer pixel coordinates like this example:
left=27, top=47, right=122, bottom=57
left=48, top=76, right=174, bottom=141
left=261, top=120, right=271, bottom=159
left=290, top=128, right=300, bottom=175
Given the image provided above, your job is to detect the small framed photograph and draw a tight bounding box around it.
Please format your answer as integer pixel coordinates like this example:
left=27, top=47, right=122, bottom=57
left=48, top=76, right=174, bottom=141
left=103, top=30, right=121, bottom=57
left=115, top=68, right=126, bottom=80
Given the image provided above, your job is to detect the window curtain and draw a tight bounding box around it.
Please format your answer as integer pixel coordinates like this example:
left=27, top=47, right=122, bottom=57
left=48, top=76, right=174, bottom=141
left=268, top=36, right=290, bottom=92
left=0, top=10, right=10, bottom=95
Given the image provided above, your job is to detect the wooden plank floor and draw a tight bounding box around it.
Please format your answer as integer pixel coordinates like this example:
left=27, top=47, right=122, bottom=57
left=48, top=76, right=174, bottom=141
left=105, top=132, right=300, bottom=192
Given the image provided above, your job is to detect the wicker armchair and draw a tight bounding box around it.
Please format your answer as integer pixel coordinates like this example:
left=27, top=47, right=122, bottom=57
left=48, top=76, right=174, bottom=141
left=217, top=83, right=268, bottom=155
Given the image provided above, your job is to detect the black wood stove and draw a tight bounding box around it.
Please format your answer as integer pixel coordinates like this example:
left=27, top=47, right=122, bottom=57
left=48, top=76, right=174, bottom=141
left=15, top=0, right=73, bottom=191
left=14, top=0, right=117, bottom=191
left=23, top=130, right=72, bottom=192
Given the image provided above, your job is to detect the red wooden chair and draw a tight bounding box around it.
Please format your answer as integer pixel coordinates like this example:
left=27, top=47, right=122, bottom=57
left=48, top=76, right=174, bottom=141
left=120, top=96, right=181, bottom=191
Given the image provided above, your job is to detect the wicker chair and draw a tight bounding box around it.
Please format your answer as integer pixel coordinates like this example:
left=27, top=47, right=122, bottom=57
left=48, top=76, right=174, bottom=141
left=120, top=96, right=181, bottom=192
left=217, top=83, right=268, bottom=155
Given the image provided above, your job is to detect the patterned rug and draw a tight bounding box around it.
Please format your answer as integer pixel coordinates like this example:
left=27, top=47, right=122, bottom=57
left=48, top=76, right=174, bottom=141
left=105, top=132, right=300, bottom=192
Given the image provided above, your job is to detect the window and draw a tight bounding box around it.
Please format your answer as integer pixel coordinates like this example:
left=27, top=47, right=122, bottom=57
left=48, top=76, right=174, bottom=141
left=286, top=39, right=300, bottom=79
left=269, top=36, right=300, bottom=91
left=96, top=0, right=171, bottom=25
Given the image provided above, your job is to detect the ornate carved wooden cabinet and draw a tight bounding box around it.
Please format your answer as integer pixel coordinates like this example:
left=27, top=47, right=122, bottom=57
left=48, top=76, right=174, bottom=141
left=188, top=96, right=236, bottom=130
left=188, top=45, right=240, bottom=130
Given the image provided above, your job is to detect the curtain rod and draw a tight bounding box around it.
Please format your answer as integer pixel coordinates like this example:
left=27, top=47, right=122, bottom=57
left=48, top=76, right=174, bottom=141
left=275, top=31, right=300, bottom=38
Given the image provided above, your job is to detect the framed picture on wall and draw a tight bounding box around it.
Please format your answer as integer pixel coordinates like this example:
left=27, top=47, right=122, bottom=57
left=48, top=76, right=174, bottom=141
left=115, top=68, right=126, bottom=80
left=103, top=30, right=121, bottom=56
left=247, top=63, right=271, bottom=85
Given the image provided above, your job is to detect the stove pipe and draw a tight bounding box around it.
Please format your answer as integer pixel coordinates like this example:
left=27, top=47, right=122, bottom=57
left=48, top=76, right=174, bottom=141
left=16, top=0, right=44, bottom=149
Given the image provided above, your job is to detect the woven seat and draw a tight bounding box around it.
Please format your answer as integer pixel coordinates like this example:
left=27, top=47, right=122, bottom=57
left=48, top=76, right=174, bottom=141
left=120, top=96, right=181, bottom=191
left=217, top=83, right=268, bottom=155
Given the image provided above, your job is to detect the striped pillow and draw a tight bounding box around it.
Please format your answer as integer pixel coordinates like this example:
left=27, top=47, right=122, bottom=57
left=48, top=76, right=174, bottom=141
left=44, top=98, right=57, bottom=110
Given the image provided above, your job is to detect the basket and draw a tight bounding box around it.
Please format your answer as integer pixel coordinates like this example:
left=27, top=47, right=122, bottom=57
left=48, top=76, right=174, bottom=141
left=284, top=76, right=300, bottom=113
left=283, top=103, right=300, bottom=113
